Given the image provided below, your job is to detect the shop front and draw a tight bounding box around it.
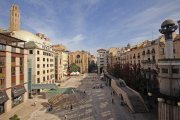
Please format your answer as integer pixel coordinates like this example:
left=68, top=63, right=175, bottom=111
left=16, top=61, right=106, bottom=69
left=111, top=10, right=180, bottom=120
left=0, top=91, right=9, bottom=115
left=11, top=85, right=26, bottom=108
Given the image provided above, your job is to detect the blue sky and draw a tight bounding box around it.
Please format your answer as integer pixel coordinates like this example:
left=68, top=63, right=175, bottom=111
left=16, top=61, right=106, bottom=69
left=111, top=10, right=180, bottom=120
left=0, top=0, right=180, bottom=56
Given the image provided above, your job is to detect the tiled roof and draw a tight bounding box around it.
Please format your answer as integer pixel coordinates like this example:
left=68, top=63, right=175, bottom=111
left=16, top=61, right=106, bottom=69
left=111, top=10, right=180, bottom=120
left=97, top=49, right=106, bottom=51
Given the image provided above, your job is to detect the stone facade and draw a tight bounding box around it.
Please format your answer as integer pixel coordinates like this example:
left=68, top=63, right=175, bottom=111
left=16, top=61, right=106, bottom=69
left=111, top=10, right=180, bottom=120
left=9, top=4, right=20, bottom=31
left=69, top=50, right=90, bottom=73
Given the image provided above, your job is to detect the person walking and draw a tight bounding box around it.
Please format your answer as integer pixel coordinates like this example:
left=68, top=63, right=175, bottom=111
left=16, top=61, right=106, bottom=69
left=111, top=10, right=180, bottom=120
left=34, top=101, right=36, bottom=107
left=112, top=98, right=114, bottom=104
left=70, top=105, right=73, bottom=110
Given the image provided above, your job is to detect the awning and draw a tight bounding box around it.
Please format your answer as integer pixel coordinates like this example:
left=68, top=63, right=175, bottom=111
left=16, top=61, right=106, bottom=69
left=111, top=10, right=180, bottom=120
left=0, top=91, right=9, bottom=104
left=31, top=84, right=57, bottom=90
left=12, top=85, right=26, bottom=97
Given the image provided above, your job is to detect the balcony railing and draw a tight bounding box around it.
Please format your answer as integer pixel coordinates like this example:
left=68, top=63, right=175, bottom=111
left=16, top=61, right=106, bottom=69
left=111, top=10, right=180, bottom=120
left=133, top=56, right=136, bottom=59
left=151, top=50, right=155, bottom=54
left=144, top=69, right=151, bottom=72
left=142, top=51, right=145, bottom=55
left=150, top=59, right=156, bottom=63
left=141, top=60, right=147, bottom=63
left=137, top=55, right=140, bottom=58
left=173, top=49, right=176, bottom=53
left=146, top=51, right=150, bottom=54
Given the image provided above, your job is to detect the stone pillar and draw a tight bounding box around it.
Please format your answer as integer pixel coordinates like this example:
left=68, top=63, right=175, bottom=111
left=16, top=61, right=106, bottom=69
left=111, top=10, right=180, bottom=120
left=4, top=46, right=11, bottom=112
left=165, top=40, right=173, bottom=58
left=98, top=66, right=100, bottom=74
left=23, top=49, right=28, bottom=102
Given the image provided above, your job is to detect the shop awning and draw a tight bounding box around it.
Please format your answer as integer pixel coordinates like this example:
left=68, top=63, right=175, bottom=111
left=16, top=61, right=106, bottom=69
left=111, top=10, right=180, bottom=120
left=0, top=91, right=9, bottom=104
left=12, top=85, right=27, bottom=97
left=31, top=84, right=57, bottom=90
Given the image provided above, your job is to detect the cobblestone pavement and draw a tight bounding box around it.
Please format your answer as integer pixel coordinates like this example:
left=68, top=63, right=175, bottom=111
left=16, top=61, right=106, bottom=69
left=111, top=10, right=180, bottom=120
left=0, top=74, right=158, bottom=120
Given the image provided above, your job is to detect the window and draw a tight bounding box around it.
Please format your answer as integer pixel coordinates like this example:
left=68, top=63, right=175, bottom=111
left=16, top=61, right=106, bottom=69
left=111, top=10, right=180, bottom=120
left=37, top=51, right=39, bottom=54
left=47, top=76, right=49, bottom=80
left=11, top=47, right=15, bottom=52
left=11, top=67, right=15, bottom=75
left=162, top=68, right=168, bottom=73
left=20, top=49, right=24, bottom=54
left=37, top=71, right=40, bottom=75
left=0, top=56, right=5, bottom=66
left=161, top=48, right=164, bottom=54
left=20, top=58, right=23, bottom=65
left=43, top=70, right=45, bottom=74
left=47, top=58, right=49, bottom=62
left=43, top=58, right=45, bottom=61
left=172, top=69, right=179, bottom=74
left=60, top=59, right=61, bottom=64
left=49, top=53, right=50, bottom=56
left=47, top=70, right=49, bottom=73
left=37, top=78, right=40, bottom=83
left=43, top=77, right=45, bottom=82
left=0, top=45, right=5, bottom=50
left=43, top=64, right=45, bottom=68
left=37, top=57, right=40, bottom=61
left=37, top=64, right=40, bottom=68
left=29, top=50, right=33, bottom=54
left=158, top=68, right=160, bottom=73
left=11, top=57, right=15, bottom=66
left=47, top=64, right=49, bottom=67
left=20, top=67, right=23, bottom=74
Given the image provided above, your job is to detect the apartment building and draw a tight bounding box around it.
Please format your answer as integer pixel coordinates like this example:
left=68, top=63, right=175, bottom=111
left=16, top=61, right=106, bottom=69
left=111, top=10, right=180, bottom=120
left=97, top=49, right=107, bottom=74
left=0, top=33, right=27, bottom=114
left=26, top=41, right=55, bottom=84
left=54, top=51, right=64, bottom=81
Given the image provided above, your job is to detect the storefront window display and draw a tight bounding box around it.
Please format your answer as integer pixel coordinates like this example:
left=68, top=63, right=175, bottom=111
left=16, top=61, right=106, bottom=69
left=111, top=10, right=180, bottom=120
left=0, top=103, right=4, bottom=115
left=11, top=95, right=23, bottom=108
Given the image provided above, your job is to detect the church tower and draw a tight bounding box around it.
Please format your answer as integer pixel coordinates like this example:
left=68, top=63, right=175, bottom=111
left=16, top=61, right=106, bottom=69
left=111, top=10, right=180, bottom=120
left=9, top=4, right=20, bottom=31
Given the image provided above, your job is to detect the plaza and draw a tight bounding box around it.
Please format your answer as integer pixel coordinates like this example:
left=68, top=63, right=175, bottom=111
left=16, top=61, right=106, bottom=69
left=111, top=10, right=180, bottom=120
left=1, top=73, right=157, bottom=120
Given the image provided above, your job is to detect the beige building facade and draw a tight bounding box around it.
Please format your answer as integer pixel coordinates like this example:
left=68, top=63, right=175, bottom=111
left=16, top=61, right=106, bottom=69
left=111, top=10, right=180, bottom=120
left=0, top=33, right=28, bottom=114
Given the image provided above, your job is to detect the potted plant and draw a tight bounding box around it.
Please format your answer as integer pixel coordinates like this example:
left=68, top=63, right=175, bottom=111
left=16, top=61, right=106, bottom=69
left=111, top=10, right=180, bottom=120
left=11, top=114, right=19, bottom=120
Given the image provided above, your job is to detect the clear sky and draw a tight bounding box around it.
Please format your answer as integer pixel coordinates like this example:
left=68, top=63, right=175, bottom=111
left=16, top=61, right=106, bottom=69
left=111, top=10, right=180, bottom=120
left=0, top=0, right=180, bottom=56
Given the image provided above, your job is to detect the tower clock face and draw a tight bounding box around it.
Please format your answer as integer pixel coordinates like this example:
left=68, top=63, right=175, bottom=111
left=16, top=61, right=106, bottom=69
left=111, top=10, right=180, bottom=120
left=77, top=55, right=80, bottom=58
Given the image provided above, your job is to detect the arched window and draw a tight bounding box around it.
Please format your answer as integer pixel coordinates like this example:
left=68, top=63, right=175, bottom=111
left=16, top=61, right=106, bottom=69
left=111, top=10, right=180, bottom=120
left=15, top=13, right=17, bottom=17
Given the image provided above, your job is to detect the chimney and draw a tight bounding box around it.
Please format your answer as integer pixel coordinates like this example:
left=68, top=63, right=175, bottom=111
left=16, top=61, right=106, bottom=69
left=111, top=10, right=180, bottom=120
left=177, top=20, right=180, bottom=37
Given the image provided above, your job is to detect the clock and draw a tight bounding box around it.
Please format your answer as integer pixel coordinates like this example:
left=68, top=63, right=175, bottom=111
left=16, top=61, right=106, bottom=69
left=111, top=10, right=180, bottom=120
left=77, top=55, right=80, bottom=58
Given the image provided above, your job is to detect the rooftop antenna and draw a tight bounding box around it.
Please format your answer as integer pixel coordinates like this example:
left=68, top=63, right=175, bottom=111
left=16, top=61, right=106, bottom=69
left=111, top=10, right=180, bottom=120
left=152, top=31, right=154, bottom=40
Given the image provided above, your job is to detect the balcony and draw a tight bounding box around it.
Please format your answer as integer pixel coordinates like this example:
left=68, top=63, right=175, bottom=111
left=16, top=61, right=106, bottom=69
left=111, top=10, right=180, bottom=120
left=141, top=60, right=147, bottom=63
left=146, top=50, right=150, bottom=54
left=151, top=50, right=155, bottom=54
left=147, top=60, right=151, bottom=63
left=133, top=56, right=136, bottom=59
left=142, top=51, right=145, bottom=55
left=144, top=68, right=151, bottom=72
left=137, top=55, right=140, bottom=59
left=150, top=59, right=156, bottom=63
left=173, top=49, right=176, bottom=53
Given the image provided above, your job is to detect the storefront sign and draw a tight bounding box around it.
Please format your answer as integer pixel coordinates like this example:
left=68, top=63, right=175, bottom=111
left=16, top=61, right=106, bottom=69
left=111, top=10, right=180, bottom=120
left=12, top=85, right=26, bottom=97
left=0, top=91, right=9, bottom=104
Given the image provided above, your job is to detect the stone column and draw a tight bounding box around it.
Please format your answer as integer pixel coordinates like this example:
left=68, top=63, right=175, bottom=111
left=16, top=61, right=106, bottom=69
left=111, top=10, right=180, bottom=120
left=4, top=46, right=11, bottom=112
left=23, top=49, right=28, bottom=102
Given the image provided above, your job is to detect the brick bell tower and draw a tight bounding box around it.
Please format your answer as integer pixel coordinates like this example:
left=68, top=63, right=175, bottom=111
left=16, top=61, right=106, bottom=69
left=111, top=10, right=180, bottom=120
left=9, top=4, right=20, bottom=31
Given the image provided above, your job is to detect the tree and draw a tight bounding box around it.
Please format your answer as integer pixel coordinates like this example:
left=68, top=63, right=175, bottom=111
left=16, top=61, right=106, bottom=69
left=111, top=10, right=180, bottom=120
left=68, top=63, right=80, bottom=72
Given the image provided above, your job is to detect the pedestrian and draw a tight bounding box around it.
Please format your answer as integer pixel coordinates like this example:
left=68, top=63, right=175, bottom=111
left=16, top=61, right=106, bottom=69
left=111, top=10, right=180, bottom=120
left=112, top=98, right=114, bottom=104
left=71, top=104, right=73, bottom=110
left=65, top=115, right=67, bottom=119
left=34, top=101, right=36, bottom=107
left=111, top=91, right=112, bottom=95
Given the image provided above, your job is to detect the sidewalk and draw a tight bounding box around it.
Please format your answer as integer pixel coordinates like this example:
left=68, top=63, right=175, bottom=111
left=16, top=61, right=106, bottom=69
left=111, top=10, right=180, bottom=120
left=0, top=96, right=48, bottom=120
